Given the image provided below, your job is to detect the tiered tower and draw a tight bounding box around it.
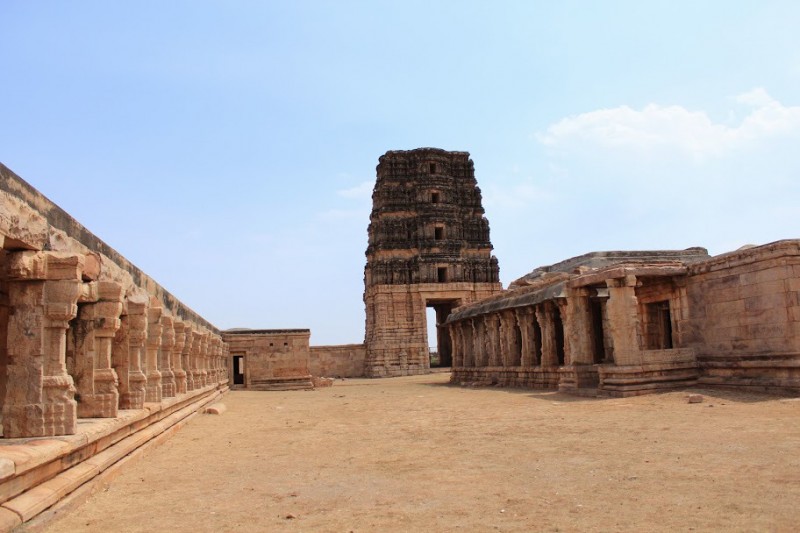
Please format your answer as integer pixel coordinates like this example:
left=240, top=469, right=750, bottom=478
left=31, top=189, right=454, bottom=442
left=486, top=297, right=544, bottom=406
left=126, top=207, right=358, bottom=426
left=363, top=148, right=502, bottom=377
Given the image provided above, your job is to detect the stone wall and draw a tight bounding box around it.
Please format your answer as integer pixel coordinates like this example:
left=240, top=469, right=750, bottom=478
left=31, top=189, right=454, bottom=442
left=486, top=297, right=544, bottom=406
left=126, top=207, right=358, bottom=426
left=223, top=330, right=312, bottom=390
left=685, top=241, right=800, bottom=392
left=309, top=344, right=366, bottom=378
left=0, top=163, right=229, bottom=530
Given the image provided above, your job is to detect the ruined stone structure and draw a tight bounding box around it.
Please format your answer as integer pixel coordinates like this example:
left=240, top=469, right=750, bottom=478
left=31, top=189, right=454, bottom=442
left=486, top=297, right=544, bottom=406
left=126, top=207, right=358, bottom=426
left=363, top=148, right=502, bottom=377
left=223, top=329, right=313, bottom=390
left=447, top=241, right=800, bottom=396
left=0, top=164, right=229, bottom=530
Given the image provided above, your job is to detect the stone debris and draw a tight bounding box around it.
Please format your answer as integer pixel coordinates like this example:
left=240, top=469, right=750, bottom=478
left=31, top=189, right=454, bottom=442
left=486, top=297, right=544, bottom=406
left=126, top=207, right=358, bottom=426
left=204, top=403, right=227, bottom=415
left=687, top=394, right=704, bottom=404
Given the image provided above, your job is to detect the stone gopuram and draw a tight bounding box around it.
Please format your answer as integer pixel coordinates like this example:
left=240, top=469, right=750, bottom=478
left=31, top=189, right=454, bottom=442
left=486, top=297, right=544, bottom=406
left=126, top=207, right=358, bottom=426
left=363, top=148, right=502, bottom=377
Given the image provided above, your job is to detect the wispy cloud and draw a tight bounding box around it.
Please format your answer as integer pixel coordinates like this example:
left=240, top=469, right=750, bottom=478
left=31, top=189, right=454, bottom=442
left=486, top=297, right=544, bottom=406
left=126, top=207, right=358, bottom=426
left=537, top=88, right=800, bottom=160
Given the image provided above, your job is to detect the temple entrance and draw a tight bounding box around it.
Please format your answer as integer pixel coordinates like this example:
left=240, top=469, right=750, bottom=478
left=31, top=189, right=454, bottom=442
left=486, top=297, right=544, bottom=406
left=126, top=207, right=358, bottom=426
left=232, top=355, right=245, bottom=385
left=590, top=298, right=607, bottom=363
left=426, top=300, right=460, bottom=368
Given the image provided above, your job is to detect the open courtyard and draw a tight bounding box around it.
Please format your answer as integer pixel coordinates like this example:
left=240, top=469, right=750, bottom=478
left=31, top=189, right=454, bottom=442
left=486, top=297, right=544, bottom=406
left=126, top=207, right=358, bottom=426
left=43, top=374, right=799, bottom=532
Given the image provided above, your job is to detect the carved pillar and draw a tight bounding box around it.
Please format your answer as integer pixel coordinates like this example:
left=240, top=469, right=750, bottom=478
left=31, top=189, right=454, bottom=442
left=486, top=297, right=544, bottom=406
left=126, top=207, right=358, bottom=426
left=461, top=321, right=474, bottom=367
left=560, top=289, right=594, bottom=365
left=498, top=311, right=512, bottom=367
left=449, top=324, right=463, bottom=367
left=517, top=307, right=535, bottom=367
left=484, top=314, right=500, bottom=366
left=77, top=282, right=123, bottom=418
left=159, top=315, right=176, bottom=398
left=197, top=331, right=209, bottom=387
left=184, top=327, right=196, bottom=391
left=536, top=303, right=558, bottom=367
left=190, top=330, right=202, bottom=390
left=3, top=252, right=84, bottom=437
left=173, top=321, right=187, bottom=394
left=605, top=276, right=643, bottom=365
left=115, top=296, right=148, bottom=409
left=470, top=319, right=482, bottom=368
left=145, top=305, right=163, bottom=403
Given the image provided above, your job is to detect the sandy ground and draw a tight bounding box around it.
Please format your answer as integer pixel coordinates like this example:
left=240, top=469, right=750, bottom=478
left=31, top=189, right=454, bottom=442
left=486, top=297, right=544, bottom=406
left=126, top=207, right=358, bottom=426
left=43, top=374, right=800, bottom=532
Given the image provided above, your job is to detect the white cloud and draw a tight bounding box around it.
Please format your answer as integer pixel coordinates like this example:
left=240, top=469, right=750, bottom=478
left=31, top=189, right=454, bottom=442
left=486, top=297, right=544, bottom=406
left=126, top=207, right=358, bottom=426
left=537, top=88, right=800, bottom=160
left=337, top=181, right=374, bottom=199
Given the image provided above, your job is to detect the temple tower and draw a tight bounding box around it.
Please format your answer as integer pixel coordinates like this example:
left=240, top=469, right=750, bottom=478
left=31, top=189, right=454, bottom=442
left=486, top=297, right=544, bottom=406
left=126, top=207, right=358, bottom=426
left=363, top=148, right=502, bottom=377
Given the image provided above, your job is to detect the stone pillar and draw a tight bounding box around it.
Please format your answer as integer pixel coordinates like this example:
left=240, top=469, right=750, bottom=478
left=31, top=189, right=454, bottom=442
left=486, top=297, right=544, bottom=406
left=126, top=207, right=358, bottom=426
left=197, top=331, right=209, bottom=388
left=536, top=303, right=559, bottom=367
left=3, top=252, right=84, bottom=437
left=77, top=282, right=124, bottom=418
left=159, top=315, right=176, bottom=398
left=184, top=327, right=196, bottom=391
left=173, top=321, right=187, bottom=394
left=605, top=276, right=643, bottom=365
left=186, top=329, right=203, bottom=390
left=498, top=310, right=513, bottom=367
left=145, top=305, right=163, bottom=403
left=449, top=324, right=463, bottom=367
left=115, top=296, right=148, bottom=409
left=462, top=321, right=474, bottom=367
left=484, top=314, right=501, bottom=366
left=559, top=289, right=594, bottom=365
left=517, top=307, right=535, bottom=367
left=470, top=319, right=482, bottom=368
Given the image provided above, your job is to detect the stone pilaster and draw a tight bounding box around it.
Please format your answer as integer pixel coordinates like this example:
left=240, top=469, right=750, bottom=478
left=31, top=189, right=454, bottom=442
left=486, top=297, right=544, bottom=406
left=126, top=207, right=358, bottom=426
left=536, top=303, right=559, bottom=367
left=116, top=297, right=147, bottom=409
left=189, top=330, right=202, bottom=390
left=184, top=327, right=196, bottom=391
left=197, top=331, right=209, bottom=388
left=485, top=314, right=501, bottom=367
left=159, top=315, right=176, bottom=398
left=145, top=305, right=163, bottom=403
left=173, top=321, right=187, bottom=394
left=516, top=307, right=535, bottom=367
left=605, top=276, right=643, bottom=365
left=3, top=252, right=84, bottom=437
left=77, top=282, right=123, bottom=418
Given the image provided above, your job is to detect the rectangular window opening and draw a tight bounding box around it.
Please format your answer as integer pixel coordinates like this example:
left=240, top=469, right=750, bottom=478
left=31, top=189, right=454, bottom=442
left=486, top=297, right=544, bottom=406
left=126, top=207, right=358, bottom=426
left=431, top=192, right=440, bottom=204
left=429, top=163, right=436, bottom=174
left=437, top=267, right=448, bottom=283
left=434, top=226, right=444, bottom=240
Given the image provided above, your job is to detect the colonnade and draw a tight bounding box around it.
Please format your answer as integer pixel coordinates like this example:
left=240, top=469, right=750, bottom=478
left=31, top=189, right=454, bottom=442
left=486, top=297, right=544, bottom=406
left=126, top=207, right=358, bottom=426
left=448, top=300, right=567, bottom=371
left=447, top=280, right=648, bottom=389
left=1, top=250, right=228, bottom=438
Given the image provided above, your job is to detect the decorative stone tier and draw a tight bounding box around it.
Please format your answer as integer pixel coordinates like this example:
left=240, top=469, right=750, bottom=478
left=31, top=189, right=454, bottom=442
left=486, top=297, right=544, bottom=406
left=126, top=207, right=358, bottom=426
left=363, top=149, right=502, bottom=376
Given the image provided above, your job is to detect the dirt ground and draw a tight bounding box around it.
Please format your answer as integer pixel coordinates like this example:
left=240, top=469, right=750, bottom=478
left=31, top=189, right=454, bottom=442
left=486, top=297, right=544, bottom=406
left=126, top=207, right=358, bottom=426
left=43, top=374, right=800, bottom=532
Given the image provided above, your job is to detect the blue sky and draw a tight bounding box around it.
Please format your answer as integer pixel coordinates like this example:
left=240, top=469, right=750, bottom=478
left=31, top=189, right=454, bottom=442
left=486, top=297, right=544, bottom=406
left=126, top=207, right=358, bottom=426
left=2, top=1, right=799, bottom=345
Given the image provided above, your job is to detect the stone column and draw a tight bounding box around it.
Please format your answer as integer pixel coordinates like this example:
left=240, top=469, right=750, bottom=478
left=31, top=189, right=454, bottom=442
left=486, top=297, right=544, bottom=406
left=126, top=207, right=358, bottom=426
left=3, top=252, right=84, bottom=437
left=77, top=282, right=124, bottom=418
left=145, top=305, right=163, bottom=403
left=190, top=330, right=202, bottom=390
left=484, top=314, right=501, bottom=366
left=605, top=276, right=643, bottom=365
left=498, top=310, right=513, bottom=367
left=462, top=321, right=474, bottom=367
left=517, top=307, right=535, bottom=367
left=159, top=315, right=176, bottom=398
left=115, top=296, right=148, bottom=409
left=173, top=321, right=187, bottom=394
left=197, top=331, right=209, bottom=388
left=449, top=325, right=462, bottom=367
left=184, top=326, right=196, bottom=391
left=536, top=303, right=559, bottom=367
left=470, top=319, right=482, bottom=368
left=559, top=289, right=595, bottom=365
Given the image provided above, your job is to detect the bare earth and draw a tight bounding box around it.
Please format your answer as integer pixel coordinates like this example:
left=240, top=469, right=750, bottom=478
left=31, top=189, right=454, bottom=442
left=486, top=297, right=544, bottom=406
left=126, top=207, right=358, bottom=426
left=44, top=374, right=800, bottom=532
